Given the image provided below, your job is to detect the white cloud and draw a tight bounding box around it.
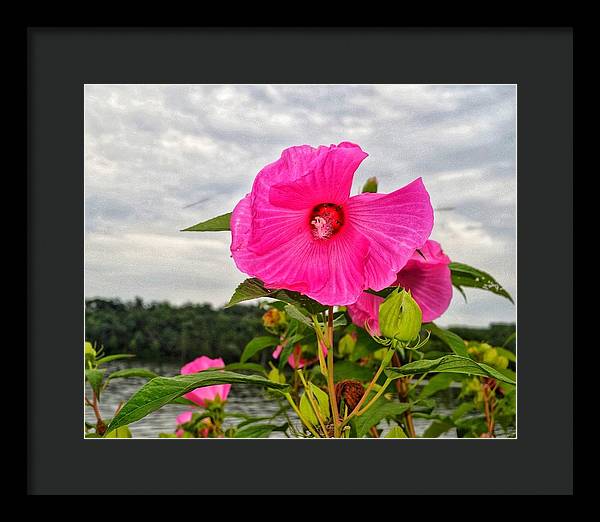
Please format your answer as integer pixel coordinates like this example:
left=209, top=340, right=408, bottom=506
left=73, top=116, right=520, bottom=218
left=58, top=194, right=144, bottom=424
left=85, top=84, right=516, bottom=326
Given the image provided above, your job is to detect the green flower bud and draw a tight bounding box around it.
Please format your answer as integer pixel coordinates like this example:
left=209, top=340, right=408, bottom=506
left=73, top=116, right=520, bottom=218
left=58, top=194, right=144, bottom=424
left=378, top=288, right=422, bottom=343
left=84, top=341, right=96, bottom=367
left=482, top=348, right=498, bottom=365
left=494, top=355, right=509, bottom=370
left=267, top=365, right=286, bottom=384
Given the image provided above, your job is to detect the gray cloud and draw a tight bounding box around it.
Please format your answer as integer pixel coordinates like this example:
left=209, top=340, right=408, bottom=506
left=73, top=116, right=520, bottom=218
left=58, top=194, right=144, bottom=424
left=85, top=84, right=516, bottom=327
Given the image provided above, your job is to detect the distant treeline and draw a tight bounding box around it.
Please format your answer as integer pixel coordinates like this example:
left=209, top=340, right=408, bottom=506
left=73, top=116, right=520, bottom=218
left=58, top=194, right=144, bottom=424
left=85, top=298, right=516, bottom=364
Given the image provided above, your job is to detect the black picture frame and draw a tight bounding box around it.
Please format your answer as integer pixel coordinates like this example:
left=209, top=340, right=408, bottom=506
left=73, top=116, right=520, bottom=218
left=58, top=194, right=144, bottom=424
left=27, top=27, right=573, bottom=495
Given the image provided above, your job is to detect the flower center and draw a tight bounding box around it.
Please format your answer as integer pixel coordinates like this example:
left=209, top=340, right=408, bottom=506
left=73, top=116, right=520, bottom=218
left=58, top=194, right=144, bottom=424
left=310, top=203, right=344, bottom=240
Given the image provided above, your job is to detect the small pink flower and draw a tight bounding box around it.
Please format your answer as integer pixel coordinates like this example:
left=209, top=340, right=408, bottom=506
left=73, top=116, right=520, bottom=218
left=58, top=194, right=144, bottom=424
left=230, top=143, right=434, bottom=306
left=175, top=429, right=185, bottom=438
left=176, top=411, right=193, bottom=426
left=272, top=343, right=321, bottom=369
left=180, top=356, right=231, bottom=407
left=347, top=240, right=452, bottom=333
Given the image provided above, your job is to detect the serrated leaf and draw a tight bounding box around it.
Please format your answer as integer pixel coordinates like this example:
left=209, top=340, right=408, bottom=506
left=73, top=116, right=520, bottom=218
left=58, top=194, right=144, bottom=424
left=181, top=212, right=231, bottom=232
left=386, top=355, right=516, bottom=385
left=226, top=278, right=326, bottom=313
left=106, top=371, right=290, bottom=433
left=449, top=262, right=514, bottom=303
left=240, top=336, right=279, bottom=363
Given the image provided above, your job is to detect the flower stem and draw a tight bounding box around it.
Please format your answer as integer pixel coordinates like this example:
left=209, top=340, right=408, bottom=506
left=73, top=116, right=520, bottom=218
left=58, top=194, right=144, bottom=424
left=326, top=306, right=341, bottom=437
left=341, top=347, right=394, bottom=429
left=392, top=352, right=417, bottom=437
left=297, top=370, right=329, bottom=437
left=311, top=314, right=328, bottom=376
left=284, top=392, right=321, bottom=438
left=355, top=377, right=393, bottom=416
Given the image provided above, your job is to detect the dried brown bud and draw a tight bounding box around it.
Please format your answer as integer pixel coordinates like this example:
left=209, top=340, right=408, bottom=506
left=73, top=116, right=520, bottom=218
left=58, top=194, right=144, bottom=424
left=335, top=379, right=365, bottom=412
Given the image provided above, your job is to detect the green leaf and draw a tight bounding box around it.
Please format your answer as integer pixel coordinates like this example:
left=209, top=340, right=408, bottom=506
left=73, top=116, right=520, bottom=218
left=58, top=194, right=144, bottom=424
left=224, top=362, right=267, bottom=374
left=85, top=369, right=105, bottom=398
left=364, top=287, right=396, bottom=299
left=333, top=360, right=375, bottom=382
left=426, top=322, right=469, bottom=357
left=386, top=355, right=516, bottom=385
left=350, top=328, right=384, bottom=361
left=233, top=423, right=287, bottom=438
left=449, top=262, right=514, bottom=303
left=361, top=177, right=378, bottom=193
left=502, top=331, right=517, bottom=347
left=354, top=395, right=411, bottom=438
left=95, top=354, right=136, bottom=365
left=418, top=373, right=456, bottom=399
left=423, top=420, right=455, bottom=438
left=106, top=371, right=290, bottom=433
left=106, top=368, right=158, bottom=381
left=385, top=426, right=408, bottom=438
left=169, top=397, right=198, bottom=407
left=105, top=425, right=132, bottom=438
left=494, top=346, right=517, bottom=363
left=240, top=336, right=279, bottom=363
left=284, top=304, right=312, bottom=326
left=181, top=212, right=231, bottom=232
left=226, top=278, right=326, bottom=313
left=309, top=383, right=330, bottom=421
left=451, top=402, right=475, bottom=421
left=277, top=342, right=296, bottom=371
left=300, top=383, right=330, bottom=426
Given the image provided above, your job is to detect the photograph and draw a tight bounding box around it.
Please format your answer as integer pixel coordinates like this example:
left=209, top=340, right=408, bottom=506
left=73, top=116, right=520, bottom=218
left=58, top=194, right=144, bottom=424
left=84, top=83, right=517, bottom=440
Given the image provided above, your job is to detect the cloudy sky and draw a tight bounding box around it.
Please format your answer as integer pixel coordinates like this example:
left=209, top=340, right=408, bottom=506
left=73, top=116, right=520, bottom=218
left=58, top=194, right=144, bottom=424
left=84, top=84, right=516, bottom=327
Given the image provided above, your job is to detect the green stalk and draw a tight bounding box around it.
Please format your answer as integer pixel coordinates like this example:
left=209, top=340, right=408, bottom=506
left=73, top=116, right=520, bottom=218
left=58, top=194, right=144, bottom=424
left=355, top=377, right=393, bottom=416
left=325, top=306, right=341, bottom=437
left=284, top=392, right=321, bottom=438
left=297, top=370, right=329, bottom=436
left=341, top=347, right=395, bottom=429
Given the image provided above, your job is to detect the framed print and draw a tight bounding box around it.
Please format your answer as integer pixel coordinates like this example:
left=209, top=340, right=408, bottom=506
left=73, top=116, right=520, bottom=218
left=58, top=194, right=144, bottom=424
left=28, top=27, right=573, bottom=495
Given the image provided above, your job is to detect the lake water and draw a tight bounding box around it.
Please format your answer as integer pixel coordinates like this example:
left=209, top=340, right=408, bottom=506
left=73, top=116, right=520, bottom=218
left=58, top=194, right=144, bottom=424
left=85, top=360, right=515, bottom=438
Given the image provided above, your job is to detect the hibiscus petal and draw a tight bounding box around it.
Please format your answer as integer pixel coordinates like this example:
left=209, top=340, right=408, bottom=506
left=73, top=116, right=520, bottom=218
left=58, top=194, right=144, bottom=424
left=346, top=178, right=434, bottom=291
left=245, top=228, right=330, bottom=296
left=307, top=224, right=371, bottom=306
left=269, top=143, right=368, bottom=210
left=347, top=292, right=383, bottom=335
left=230, top=194, right=254, bottom=274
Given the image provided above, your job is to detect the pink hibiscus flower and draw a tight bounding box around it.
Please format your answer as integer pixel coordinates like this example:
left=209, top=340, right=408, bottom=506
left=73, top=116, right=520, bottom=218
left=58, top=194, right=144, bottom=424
left=230, top=142, right=434, bottom=306
left=347, top=239, right=453, bottom=333
left=272, top=343, right=320, bottom=369
left=180, top=356, right=231, bottom=407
